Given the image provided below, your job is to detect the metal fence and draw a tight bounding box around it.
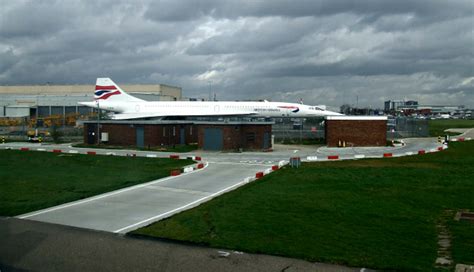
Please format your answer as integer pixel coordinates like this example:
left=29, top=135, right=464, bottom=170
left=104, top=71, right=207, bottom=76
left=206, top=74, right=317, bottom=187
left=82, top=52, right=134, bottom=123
left=272, top=118, right=325, bottom=144
left=387, top=117, right=429, bottom=139
left=273, top=116, right=429, bottom=143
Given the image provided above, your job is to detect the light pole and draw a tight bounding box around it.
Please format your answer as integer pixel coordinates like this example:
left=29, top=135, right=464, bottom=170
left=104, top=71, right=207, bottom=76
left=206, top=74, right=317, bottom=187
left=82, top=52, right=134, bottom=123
left=208, top=80, right=212, bottom=101
left=96, top=100, right=100, bottom=145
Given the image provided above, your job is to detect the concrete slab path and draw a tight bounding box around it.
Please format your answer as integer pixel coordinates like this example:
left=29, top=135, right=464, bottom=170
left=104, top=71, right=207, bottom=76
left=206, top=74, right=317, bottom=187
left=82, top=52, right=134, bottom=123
left=18, top=162, right=269, bottom=233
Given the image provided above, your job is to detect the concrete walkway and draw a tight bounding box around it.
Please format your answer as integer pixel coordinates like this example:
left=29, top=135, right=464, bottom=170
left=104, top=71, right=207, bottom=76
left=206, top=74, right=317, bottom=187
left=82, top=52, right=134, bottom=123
left=18, top=162, right=270, bottom=233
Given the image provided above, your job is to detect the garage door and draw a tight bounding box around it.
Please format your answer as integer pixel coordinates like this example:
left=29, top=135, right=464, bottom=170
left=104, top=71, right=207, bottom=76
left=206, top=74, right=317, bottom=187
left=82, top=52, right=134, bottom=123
left=203, top=128, right=223, bottom=151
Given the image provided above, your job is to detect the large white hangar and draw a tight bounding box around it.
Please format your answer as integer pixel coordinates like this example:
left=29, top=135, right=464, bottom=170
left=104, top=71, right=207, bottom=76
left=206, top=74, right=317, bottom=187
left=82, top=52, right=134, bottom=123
left=0, top=84, right=182, bottom=118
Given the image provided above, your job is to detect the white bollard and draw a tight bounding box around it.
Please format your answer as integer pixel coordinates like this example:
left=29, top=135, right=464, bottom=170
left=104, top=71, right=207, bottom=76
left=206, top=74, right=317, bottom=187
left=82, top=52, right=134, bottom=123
left=183, top=166, right=194, bottom=173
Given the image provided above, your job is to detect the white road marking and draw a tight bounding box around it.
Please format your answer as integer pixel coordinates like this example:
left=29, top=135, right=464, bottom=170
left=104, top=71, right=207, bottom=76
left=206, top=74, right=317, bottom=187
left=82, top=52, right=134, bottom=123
left=18, top=162, right=209, bottom=219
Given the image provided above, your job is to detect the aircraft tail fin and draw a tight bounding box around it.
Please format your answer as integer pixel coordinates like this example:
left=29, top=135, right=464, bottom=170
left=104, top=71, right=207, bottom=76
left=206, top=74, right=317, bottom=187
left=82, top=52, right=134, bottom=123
left=94, top=78, right=144, bottom=102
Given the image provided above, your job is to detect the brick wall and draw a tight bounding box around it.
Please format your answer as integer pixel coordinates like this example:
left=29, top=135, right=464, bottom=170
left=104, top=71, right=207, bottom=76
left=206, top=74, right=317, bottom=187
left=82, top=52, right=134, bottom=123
left=101, top=124, right=136, bottom=146
left=84, top=123, right=135, bottom=146
left=241, top=125, right=271, bottom=150
left=85, top=123, right=270, bottom=150
left=326, top=120, right=387, bottom=147
left=143, top=124, right=197, bottom=147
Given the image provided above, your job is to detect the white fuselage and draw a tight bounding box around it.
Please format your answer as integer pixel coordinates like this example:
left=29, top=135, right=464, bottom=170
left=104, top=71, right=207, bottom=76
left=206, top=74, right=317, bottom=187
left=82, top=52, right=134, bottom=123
left=85, top=100, right=341, bottom=118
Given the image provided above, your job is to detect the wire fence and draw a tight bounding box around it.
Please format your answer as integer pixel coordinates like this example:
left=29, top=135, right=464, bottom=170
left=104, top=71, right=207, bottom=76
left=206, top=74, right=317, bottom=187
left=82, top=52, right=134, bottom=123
left=273, top=117, right=429, bottom=144
left=387, top=117, right=429, bottom=139
left=272, top=118, right=325, bottom=144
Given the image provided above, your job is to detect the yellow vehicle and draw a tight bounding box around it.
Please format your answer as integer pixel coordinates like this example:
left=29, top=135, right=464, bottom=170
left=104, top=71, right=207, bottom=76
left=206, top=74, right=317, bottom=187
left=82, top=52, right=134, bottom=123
left=27, top=129, right=50, bottom=142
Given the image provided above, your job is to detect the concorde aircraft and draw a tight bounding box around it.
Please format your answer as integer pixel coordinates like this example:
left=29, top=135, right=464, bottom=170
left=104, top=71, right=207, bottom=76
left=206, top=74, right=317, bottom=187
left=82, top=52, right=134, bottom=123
left=79, top=78, right=342, bottom=120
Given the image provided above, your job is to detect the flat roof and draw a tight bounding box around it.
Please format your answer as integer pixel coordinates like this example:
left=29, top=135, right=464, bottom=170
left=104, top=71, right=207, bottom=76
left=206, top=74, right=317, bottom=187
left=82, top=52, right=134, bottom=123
left=326, top=116, right=388, bottom=121
left=0, top=84, right=181, bottom=95
left=82, top=120, right=274, bottom=125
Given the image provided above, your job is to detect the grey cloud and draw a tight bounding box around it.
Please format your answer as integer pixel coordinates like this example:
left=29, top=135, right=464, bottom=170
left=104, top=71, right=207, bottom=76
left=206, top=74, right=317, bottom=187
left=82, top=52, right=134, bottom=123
left=0, top=0, right=472, bottom=108
left=187, top=17, right=315, bottom=55
left=146, top=0, right=473, bottom=23
left=0, top=1, right=74, bottom=39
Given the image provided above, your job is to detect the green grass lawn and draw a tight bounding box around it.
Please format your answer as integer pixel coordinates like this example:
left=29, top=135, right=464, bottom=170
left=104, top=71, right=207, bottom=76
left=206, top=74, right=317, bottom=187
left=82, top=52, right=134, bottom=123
left=0, top=150, right=192, bottom=216
left=429, top=119, right=474, bottom=137
left=133, top=141, right=474, bottom=271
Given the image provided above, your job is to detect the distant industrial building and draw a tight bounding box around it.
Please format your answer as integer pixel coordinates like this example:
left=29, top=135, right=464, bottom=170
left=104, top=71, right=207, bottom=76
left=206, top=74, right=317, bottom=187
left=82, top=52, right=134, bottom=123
left=0, top=84, right=182, bottom=118
left=384, top=100, right=419, bottom=112
left=384, top=100, right=469, bottom=118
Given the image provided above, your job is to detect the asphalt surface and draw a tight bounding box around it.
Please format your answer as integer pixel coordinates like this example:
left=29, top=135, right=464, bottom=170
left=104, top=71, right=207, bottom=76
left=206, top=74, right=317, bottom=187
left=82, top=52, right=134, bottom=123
left=0, top=217, right=368, bottom=272
left=2, top=136, right=444, bottom=163
left=449, top=127, right=474, bottom=140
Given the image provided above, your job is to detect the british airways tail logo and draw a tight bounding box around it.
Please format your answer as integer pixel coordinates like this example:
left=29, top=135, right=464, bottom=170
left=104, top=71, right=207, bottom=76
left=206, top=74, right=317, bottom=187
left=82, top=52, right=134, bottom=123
left=278, top=106, right=300, bottom=113
left=95, top=85, right=120, bottom=100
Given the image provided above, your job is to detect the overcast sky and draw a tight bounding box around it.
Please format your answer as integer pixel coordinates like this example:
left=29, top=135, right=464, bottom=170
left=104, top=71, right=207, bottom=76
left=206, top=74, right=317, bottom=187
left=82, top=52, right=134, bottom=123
left=0, top=0, right=473, bottom=109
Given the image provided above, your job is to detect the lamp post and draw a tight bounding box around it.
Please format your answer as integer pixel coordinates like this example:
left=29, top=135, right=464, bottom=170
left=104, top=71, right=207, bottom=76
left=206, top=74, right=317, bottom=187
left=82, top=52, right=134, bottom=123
left=96, top=100, right=100, bottom=145
left=208, top=80, right=212, bottom=101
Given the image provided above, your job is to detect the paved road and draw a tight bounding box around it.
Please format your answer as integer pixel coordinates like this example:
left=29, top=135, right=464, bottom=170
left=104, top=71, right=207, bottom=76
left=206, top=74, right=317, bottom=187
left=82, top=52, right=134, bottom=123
left=18, top=162, right=270, bottom=233
left=314, top=137, right=445, bottom=160
left=0, top=217, right=368, bottom=272
left=2, top=137, right=444, bottom=163
left=448, top=128, right=474, bottom=140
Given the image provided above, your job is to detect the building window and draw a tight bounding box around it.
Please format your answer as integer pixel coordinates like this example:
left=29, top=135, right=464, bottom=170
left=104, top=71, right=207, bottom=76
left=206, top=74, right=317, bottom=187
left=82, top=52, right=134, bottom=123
left=163, top=127, right=166, bottom=137
left=173, top=126, right=176, bottom=136
left=190, top=126, right=193, bottom=135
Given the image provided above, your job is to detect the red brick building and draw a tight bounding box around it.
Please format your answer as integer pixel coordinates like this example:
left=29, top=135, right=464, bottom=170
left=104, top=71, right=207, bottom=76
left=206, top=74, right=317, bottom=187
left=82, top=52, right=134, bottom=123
left=83, top=120, right=272, bottom=151
left=325, top=116, right=387, bottom=147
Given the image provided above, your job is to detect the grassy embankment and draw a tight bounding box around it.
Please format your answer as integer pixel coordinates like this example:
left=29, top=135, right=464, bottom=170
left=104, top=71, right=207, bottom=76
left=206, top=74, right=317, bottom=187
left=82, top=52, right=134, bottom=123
left=428, top=119, right=474, bottom=137
left=0, top=150, right=192, bottom=216
left=133, top=141, right=474, bottom=271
